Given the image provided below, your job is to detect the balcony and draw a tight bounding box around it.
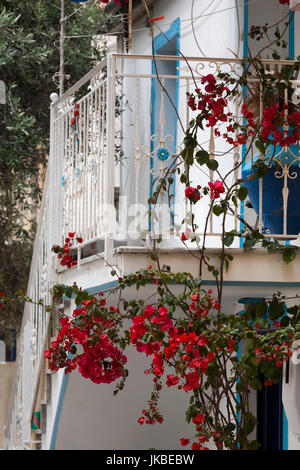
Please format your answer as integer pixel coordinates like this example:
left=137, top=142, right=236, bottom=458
left=4, top=53, right=300, bottom=449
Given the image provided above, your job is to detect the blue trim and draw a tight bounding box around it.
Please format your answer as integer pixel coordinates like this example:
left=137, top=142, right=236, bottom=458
left=153, top=18, right=180, bottom=51
left=238, top=297, right=264, bottom=304
left=86, top=280, right=119, bottom=295
left=150, top=18, right=180, bottom=230
left=289, top=11, right=295, bottom=60
left=238, top=298, right=289, bottom=449
left=282, top=407, right=288, bottom=450
left=50, top=372, right=69, bottom=450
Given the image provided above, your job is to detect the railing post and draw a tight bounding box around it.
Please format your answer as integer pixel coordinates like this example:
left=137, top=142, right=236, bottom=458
left=105, top=54, right=116, bottom=263
left=49, top=93, right=59, bottom=251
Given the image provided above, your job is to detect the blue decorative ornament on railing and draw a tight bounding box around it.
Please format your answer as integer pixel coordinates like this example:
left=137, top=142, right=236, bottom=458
left=157, top=147, right=170, bottom=161
left=242, top=138, right=300, bottom=238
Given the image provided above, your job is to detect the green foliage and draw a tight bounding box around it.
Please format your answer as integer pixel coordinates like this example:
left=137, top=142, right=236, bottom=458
left=0, top=0, right=118, bottom=335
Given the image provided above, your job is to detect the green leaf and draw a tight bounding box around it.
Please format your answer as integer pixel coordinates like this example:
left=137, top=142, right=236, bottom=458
left=195, top=150, right=209, bottom=166
left=212, top=205, right=223, bottom=216
left=206, top=159, right=219, bottom=171
left=243, top=237, right=256, bottom=250
left=268, top=297, right=285, bottom=320
left=255, top=140, right=266, bottom=156
left=206, top=362, right=217, bottom=377
left=255, top=300, right=267, bottom=317
left=180, top=174, right=187, bottom=183
left=149, top=251, right=158, bottom=261
left=280, top=316, right=290, bottom=327
left=246, top=440, right=261, bottom=450
left=64, top=286, right=74, bottom=299
left=243, top=413, right=257, bottom=435
left=283, top=246, right=297, bottom=264
left=224, top=234, right=234, bottom=247
left=237, top=186, right=248, bottom=201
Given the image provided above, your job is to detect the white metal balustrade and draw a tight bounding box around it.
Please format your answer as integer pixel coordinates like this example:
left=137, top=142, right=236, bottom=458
left=47, top=53, right=300, bottom=251
left=4, top=173, right=53, bottom=449
left=5, top=53, right=300, bottom=449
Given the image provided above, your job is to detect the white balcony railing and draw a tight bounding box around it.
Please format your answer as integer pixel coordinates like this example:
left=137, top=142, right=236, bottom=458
left=5, top=53, right=300, bottom=449
left=4, top=172, right=53, bottom=449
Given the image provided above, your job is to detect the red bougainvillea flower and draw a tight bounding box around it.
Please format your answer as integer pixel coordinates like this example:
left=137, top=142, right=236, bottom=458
left=181, top=227, right=193, bottom=242
left=185, top=186, right=201, bottom=204
left=192, top=412, right=205, bottom=425
left=166, top=374, right=179, bottom=387
left=191, top=442, right=201, bottom=450
left=181, top=232, right=188, bottom=241
left=187, top=76, right=258, bottom=147
left=180, top=438, right=190, bottom=446
left=99, top=0, right=128, bottom=5
left=208, top=180, right=225, bottom=199
left=52, top=232, right=84, bottom=269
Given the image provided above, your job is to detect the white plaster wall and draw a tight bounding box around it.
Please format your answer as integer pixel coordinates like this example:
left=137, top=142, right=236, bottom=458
left=51, top=280, right=300, bottom=450
left=54, top=349, right=191, bottom=450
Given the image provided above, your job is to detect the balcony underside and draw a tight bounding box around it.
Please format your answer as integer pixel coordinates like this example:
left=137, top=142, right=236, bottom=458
left=57, top=246, right=300, bottom=303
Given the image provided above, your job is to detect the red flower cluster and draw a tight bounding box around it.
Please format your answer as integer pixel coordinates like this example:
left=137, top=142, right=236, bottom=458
left=76, top=335, right=127, bottom=384
left=130, top=297, right=219, bottom=392
left=208, top=180, right=225, bottom=199
left=98, top=0, right=128, bottom=5
left=52, top=232, right=83, bottom=269
left=126, top=292, right=225, bottom=431
left=187, top=74, right=229, bottom=127
left=138, top=403, right=164, bottom=426
left=184, top=186, right=201, bottom=204
left=187, top=76, right=256, bottom=147
left=0, top=292, right=4, bottom=309
left=44, top=299, right=127, bottom=384
left=261, top=103, right=300, bottom=147
left=254, top=340, right=292, bottom=366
